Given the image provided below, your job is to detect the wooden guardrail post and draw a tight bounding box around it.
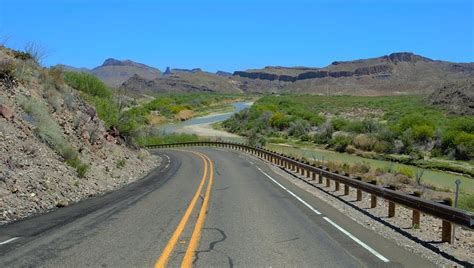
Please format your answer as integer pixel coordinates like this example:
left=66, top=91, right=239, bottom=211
left=369, top=180, right=377, bottom=208
left=334, top=172, right=341, bottom=191
left=311, top=165, right=317, bottom=180
left=412, top=191, right=421, bottom=228
left=344, top=184, right=350, bottom=195
left=318, top=167, right=324, bottom=184
left=325, top=174, right=331, bottom=188
left=441, top=198, right=454, bottom=244
left=387, top=185, right=396, bottom=218
left=354, top=177, right=362, bottom=201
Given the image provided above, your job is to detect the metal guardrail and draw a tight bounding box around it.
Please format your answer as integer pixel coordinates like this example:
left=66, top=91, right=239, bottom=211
left=146, top=141, right=474, bottom=242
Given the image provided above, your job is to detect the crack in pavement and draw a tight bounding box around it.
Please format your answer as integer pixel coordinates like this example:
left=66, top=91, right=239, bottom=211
left=193, top=227, right=231, bottom=266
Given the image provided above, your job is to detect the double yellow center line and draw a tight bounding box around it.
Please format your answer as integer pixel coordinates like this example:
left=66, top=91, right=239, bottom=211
left=155, top=151, right=214, bottom=268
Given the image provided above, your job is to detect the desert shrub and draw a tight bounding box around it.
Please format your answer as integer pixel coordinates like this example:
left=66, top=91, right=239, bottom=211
left=397, top=113, right=433, bottom=132
left=330, top=135, right=352, bottom=152
left=21, top=97, right=66, bottom=147
left=24, top=42, right=48, bottom=64
left=288, top=119, right=310, bottom=137
left=270, top=112, right=292, bottom=130
left=89, top=96, right=119, bottom=128
left=48, top=67, right=64, bottom=86
left=308, top=115, right=325, bottom=126
left=0, top=59, right=17, bottom=88
left=351, top=162, right=371, bottom=174
left=313, top=121, right=334, bottom=144
left=453, top=132, right=474, bottom=160
left=458, top=194, right=474, bottom=212
left=353, top=134, right=377, bottom=151
left=373, top=140, right=391, bottom=153
left=66, top=158, right=89, bottom=178
left=116, top=158, right=126, bottom=169
left=331, top=118, right=349, bottom=131
left=345, top=145, right=356, bottom=154
left=64, top=71, right=112, bottom=99
left=247, top=129, right=267, bottom=147
left=396, top=166, right=413, bottom=178
left=411, top=125, right=435, bottom=142
left=136, top=133, right=200, bottom=146
left=63, top=92, right=76, bottom=110
left=44, top=88, right=62, bottom=112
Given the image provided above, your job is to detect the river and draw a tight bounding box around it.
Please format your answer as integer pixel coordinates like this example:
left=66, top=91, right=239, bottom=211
left=159, top=102, right=250, bottom=141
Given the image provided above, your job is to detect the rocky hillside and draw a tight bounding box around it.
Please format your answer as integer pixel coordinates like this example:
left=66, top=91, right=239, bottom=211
left=430, top=79, right=474, bottom=115
left=58, top=58, right=162, bottom=88
left=232, top=52, right=474, bottom=94
left=0, top=46, right=159, bottom=224
left=121, top=71, right=242, bottom=94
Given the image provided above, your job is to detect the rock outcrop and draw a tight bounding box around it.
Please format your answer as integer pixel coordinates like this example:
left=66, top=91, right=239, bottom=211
left=430, top=80, right=474, bottom=115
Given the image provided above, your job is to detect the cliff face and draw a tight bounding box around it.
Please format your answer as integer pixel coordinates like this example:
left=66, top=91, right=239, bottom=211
left=233, top=52, right=427, bottom=82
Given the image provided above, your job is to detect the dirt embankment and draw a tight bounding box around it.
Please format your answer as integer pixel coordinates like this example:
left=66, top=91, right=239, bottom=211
left=0, top=46, right=159, bottom=224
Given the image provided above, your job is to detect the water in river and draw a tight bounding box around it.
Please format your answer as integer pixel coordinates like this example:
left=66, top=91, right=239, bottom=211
left=159, top=102, right=251, bottom=135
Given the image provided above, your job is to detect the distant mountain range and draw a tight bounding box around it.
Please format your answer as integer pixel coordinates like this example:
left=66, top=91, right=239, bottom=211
left=57, top=58, right=162, bottom=88
left=58, top=52, right=474, bottom=96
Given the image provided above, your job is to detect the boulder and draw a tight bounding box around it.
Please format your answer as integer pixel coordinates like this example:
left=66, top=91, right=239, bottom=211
left=0, top=105, right=14, bottom=121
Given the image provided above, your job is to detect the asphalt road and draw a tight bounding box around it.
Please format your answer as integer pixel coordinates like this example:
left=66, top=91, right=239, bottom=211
left=0, top=148, right=435, bottom=267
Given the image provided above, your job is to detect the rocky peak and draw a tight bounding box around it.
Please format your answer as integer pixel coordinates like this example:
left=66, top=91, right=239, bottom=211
left=100, top=58, right=158, bottom=70
left=387, top=52, right=432, bottom=63
left=163, top=67, right=172, bottom=75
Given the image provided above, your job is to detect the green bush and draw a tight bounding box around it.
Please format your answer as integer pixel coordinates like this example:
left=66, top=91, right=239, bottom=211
left=66, top=158, right=89, bottom=178
left=458, top=194, right=474, bottom=212
left=453, top=132, right=474, bottom=160
left=396, top=166, right=413, bottom=178
left=64, top=72, right=112, bottom=99
left=412, top=125, right=435, bottom=142
left=353, top=134, right=376, bottom=151
left=116, top=158, right=126, bottom=169
left=330, top=135, right=352, bottom=152
left=136, top=133, right=200, bottom=146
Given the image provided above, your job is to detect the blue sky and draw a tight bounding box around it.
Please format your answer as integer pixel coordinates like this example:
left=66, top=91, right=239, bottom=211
left=0, top=0, right=473, bottom=72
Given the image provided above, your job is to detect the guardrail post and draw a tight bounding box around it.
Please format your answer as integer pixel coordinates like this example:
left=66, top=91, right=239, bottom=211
left=354, top=177, right=362, bottom=201
left=387, top=185, right=396, bottom=218
left=412, top=191, right=421, bottom=228
left=334, top=172, right=341, bottom=191
left=311, top=165, right=317, bottom=180
left=440, top=198, right=454, bottom=244
left=369, top=180, right=377, bottom=208
left=344, top=184, right=350, bottom=195
left=325, top=173, right=331, bottom=188
left=318, top=168, right=324, bottom=184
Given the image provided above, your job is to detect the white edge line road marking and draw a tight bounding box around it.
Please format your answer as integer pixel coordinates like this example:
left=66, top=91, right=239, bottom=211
left=323, top=217, right=390, bottom=263
left=0, top=237, right=19, bottom=245
left=256, top=167, right=321, bottom=215
left=255, top=166, right=390, bottom=263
